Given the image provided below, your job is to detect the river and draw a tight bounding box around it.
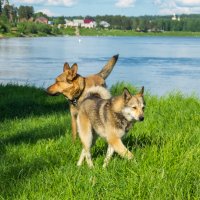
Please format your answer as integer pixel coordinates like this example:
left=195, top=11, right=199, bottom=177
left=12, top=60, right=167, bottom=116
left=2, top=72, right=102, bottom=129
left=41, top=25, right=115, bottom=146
left=0, top=36, right=200, bottom=96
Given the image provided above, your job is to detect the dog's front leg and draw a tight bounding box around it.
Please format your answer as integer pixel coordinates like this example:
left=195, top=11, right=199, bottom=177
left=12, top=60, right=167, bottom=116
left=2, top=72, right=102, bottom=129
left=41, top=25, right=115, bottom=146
left=108, top=137, right=133, bottom=160
left=103, top=144, right=114, bottom=168
left=70, top=105, right=78, bottom=141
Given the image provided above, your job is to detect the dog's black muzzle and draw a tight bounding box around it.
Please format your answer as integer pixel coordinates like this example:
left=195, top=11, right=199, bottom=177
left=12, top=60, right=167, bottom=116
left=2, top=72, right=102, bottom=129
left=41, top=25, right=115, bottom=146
left=139, top=116, right=144, bottom=121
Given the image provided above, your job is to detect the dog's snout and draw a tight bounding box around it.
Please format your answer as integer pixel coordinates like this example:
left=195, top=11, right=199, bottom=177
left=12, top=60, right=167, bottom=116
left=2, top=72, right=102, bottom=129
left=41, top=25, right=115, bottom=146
left=139, top=116, right=144, bottom=121
left=46, top=88, right=59, bottom=96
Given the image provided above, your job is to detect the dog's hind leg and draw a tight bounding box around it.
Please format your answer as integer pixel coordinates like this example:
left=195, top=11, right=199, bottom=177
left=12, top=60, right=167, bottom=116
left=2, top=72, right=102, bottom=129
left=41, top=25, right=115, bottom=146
left=103, top=144, right=114, bottom=168
left=77, top=113, right=94, bottom=168
left=77, top=149, right=86, bottom=166
left=70, top=106, right=78, bottom=141
left=108, top=137, right=133, bottom=160
left=85, top=149, right=93, bottom=168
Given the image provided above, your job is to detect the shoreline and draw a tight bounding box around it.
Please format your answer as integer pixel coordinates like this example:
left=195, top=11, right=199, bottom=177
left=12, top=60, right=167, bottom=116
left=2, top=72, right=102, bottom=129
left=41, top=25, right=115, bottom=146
left=1, top=30, right=200, bottom=38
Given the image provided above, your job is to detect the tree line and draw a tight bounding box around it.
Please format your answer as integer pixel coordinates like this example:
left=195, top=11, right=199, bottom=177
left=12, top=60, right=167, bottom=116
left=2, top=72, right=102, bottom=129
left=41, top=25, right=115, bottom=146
left=1, top=0, right=200, bottom=36
left=65, top=14, right=200, bottom=32
left=0, top=0, right=65, bottom=35
left=94, top=15, right=200, bottom=32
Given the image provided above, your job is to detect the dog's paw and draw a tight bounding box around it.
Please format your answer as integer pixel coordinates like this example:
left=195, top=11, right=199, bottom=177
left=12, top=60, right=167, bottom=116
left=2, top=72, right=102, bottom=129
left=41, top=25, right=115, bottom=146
left=127, top=152, right=133, bottom=160
left=77, top=162, right=82, bottom=167
left=88, top=163, right=94, bottom=168
left=103, top=162, right=108, bottom=168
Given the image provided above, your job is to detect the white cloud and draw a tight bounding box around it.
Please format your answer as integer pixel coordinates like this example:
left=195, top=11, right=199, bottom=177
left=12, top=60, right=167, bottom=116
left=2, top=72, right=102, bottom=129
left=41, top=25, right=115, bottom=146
left=13, top=0, right=43, bottom=4
left=155, top=0, right=200, bottom=15
left=37, top=8, right=55, bottom=16
left=176, top=0, right=200, bottom=6
left=115, top=0, right=136, bottom=8
left=46, top=0, right=76, bottom=6
left=13, top=0, right=77, bottom=6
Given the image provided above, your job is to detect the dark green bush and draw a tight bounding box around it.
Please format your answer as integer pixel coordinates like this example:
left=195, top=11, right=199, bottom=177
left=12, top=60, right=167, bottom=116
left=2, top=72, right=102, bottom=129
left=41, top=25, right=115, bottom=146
left=17, top=22, right=27, bottom=34
left=26, top=22, right=38, bottom=34
left=0, top=21, right=9, bottom=33
left=51, top=26, right=62, bottom=35
left=36, top=23, right=52, bottom=34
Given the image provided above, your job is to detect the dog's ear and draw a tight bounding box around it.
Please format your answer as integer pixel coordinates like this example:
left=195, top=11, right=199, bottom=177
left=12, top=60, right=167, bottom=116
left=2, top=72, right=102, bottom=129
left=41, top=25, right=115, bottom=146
left=63, top=62, right=70, bottom=72
left=71, top=63, right=78, bottom=78
left=138, top=86, right=144, bottom=97
left=123, top=87, right=132, bottom=102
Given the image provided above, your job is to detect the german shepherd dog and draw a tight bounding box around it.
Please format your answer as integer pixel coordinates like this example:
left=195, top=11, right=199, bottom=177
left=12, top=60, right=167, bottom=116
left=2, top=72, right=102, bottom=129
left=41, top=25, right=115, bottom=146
left=46, top=55, right=119, bottom=140
left=77, top=86, right=145, bottom=168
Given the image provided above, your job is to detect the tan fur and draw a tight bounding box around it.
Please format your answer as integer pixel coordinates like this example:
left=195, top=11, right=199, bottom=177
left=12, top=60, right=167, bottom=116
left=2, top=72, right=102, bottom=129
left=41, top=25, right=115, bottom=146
left=46, top=55, right=119, bottom=140
left=77, top=86, right=145, bottom=168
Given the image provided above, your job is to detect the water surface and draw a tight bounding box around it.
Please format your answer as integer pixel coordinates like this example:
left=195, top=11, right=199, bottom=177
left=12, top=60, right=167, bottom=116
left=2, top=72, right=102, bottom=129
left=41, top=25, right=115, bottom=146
left=0, top=36, right=199, bottom=96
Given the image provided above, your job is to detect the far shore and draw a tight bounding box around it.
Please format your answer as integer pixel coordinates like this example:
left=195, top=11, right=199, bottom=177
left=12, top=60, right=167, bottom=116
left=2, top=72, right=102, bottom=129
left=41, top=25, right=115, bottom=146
left=1, top=28, right=200, bottom=38
left=0, top=34, right=6, bottom=39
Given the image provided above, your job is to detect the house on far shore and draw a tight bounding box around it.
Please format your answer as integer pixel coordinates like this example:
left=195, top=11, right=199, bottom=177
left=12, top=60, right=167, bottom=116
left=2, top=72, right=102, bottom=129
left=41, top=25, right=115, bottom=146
left=48, top=21, right=54, bottom=25
left=172, top=13, right=180, bottom=21
left=99, top=21, right=110, bottom=28
left=19, top=17, right=34, bottom=22
left=65, top=19, right=96, bottom=28
left=74, top=19, right=84, bottom=27
left=65, top=19, right=83, bottom=27
left=83, top=19, right=96, bottom=28
left=35, top=17, right=48, bottom=24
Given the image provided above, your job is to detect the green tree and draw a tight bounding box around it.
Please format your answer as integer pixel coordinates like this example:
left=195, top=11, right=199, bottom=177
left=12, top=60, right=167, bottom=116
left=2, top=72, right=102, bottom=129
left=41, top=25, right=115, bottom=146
left=0, top=0, right=2, bottom=15
left=37, top=23, right=51, bottom=34
left=0, top=20, right=9, bottom=33
left=51, top=26, right=61, bottom=34
left=138, top=18, right=149, bottom=32
left=53, top=16, right=65, bottom=25
left=17, top=22, right=26, bottom=34
left=26, top=22, right=37, bottom=34
left=34, top=11, right=48, bottom=19
left=2, top=4, right=17, bottom=22
left=18, top=5, right=34, bottom=20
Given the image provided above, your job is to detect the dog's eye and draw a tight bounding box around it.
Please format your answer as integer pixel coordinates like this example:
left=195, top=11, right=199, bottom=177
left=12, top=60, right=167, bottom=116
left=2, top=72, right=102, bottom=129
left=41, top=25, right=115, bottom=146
left=142, top=106, right=145, bottom=111
left=132, top=106, right=137, bottom=110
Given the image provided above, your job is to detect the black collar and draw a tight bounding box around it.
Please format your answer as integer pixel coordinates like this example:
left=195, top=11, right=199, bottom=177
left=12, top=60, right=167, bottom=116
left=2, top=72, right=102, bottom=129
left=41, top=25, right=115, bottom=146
left=67, top=98, right=78, bottom=106
left=65, top=78, right=85, bottom=107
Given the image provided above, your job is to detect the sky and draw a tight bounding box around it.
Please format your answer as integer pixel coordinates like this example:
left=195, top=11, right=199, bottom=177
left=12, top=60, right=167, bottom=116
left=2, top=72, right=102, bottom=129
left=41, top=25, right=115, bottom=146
left=9, top=0, right=200, bottom=17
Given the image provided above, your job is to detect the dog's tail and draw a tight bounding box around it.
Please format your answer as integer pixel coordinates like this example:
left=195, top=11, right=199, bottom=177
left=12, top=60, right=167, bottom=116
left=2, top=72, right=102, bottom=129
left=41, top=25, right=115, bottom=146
left=96, top=54, right=119, bottom=80
left=85, top=86, right=111, bottom=100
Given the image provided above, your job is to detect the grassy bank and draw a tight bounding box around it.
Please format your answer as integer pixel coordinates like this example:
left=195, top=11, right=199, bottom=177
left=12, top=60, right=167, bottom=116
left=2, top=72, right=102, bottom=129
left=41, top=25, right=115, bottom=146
left=0, top=27, right=76, bottom=38
left=2, top=27, right=200, bottom=38
left=0, top=83, right=199, bottom=199
left=80, top=28, right=200, bottom=37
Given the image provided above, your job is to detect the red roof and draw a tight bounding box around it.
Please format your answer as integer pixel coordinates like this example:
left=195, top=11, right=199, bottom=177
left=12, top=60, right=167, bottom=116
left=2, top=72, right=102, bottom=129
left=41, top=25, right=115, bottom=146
left=84, top=19, right=93, bottom=24
left=35, top=17, right=48, bottom=24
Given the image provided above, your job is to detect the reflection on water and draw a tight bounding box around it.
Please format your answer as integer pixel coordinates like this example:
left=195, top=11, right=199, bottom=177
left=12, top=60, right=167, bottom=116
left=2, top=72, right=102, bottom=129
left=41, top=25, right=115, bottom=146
left=0, top=36, right=200, bottom=96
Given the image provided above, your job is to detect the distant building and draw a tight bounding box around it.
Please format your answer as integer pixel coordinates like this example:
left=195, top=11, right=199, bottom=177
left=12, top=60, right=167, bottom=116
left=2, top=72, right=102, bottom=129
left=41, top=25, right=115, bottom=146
left=172, top=14, right=180, bottom=21
left=48, top=21, right=54, bottom=25
left=19, top=17, right=34, bottom=22
left=172, top=13, right=176, bottom=20
left=35, top=17, right=48, bottom=24
left=82, top=19, right=96, bottom=28
left=99, top=21, right=110, bottom=28
left=58, top=24, right=62, bottom=29
left=65, top=19, right=74, bottom=27
left=65, top=18, right=96, bottom=28
left=65, top=19, right=83, bottom=27
left=74, top=19, right=84, bottom=27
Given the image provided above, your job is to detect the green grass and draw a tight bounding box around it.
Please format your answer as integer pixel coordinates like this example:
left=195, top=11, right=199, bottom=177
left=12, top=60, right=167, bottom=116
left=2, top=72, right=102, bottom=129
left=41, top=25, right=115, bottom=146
left=0, top=83, right=199, bottom=199
left=2, top=28, right=200, bottom=38
left=79, top=28, right=200, bottom=37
